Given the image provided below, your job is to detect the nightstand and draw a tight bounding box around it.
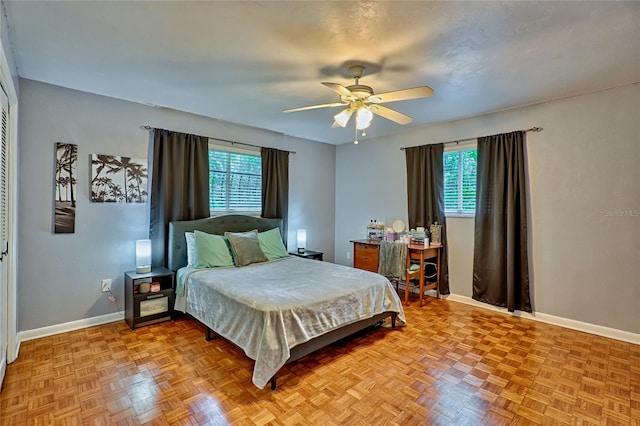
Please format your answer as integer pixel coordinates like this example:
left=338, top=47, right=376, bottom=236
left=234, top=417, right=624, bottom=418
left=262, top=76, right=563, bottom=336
left=289, top=250, right=323, bottom=261
left=124, top=267, right=175, bottom=329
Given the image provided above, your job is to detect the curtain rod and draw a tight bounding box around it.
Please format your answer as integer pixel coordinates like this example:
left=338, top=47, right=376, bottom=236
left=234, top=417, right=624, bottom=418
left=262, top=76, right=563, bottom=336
left=140, top=125, right=296, bottom=155
left=399, top=127, right=543, bottom=151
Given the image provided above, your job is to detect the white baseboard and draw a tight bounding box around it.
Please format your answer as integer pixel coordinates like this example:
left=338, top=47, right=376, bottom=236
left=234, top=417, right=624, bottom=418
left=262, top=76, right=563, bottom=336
left=445, top=294, right=640, bottom=345
left=17, top=311, right=124, bottom=344
left=0, top=355, right=5, bottom=389
left=10, top=340, right=19, bottom=365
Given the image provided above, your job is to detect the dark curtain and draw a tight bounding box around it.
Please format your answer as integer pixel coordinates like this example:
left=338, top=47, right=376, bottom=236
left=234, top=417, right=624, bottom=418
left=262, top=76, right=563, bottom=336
left=472, top=131, right=531, bottom=312
left=405, top=143, right=449, bottom=295
left=149, top=128, right=210, bottom=267
left=261, top=147, right=289, bottom=244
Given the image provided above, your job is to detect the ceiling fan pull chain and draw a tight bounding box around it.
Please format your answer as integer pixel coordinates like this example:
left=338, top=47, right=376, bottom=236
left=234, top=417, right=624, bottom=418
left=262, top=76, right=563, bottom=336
left=354, top=125, right=359, bottom=145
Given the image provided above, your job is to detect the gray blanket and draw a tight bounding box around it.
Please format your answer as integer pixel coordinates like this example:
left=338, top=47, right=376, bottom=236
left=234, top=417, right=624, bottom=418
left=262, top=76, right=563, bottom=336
left=175, top=257, right=406, bottom=388
left=378, top=241, right=407, bottom=281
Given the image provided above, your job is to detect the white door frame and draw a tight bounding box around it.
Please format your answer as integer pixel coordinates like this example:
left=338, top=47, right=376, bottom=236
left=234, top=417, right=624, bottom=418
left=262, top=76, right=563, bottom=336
left=6, top=83, right=17, bottom=363
left=0, top=35, right=18, bottom=386
left=0, top=86, right=8, bottom=387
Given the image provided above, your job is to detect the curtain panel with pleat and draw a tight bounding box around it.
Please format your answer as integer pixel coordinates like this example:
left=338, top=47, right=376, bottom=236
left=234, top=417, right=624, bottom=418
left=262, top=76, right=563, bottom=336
left=261, top=147, right=289, bottom=245
left=149, top=128, right=210, bottom=267
left=405, top=143, right=450, bottom=295
left=472, top=130, right=531, bottom=312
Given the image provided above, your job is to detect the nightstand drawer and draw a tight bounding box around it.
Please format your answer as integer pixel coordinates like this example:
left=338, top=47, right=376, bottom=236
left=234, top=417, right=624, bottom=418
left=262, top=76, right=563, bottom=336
left=139, top=293, right=170, bottom=317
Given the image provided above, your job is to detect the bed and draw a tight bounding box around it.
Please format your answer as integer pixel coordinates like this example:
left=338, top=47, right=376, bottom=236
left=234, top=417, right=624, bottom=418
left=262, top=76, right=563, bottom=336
left=168, top=215, right=406, bottom=389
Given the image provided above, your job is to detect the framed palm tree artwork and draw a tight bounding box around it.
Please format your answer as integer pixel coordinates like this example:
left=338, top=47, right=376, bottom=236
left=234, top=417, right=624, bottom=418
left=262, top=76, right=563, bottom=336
left=54, top=142, right=77, bottom=233
left=91, top=154, right=148, bottom=203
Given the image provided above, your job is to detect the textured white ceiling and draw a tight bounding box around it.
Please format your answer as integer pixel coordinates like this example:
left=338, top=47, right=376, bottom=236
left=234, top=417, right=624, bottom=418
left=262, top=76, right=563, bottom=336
left=4, top=1, right=639, bottom=144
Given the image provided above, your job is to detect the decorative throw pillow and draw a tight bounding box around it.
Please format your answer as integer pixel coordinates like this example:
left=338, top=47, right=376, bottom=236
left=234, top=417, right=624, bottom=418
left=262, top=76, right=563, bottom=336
left=258, top=227, right=289, bottom=261
left=185, top=232, right=195, bottom=267
left=193, top=230, right=235, bottom=268
left=224, top=230, right=268, bottom=267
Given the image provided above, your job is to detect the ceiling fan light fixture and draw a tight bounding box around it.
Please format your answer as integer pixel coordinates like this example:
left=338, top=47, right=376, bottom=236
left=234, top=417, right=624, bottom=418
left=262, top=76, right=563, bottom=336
left=355, top=107, right=373, bottom=130
left=283, top=63, right=434, bottom=135
left=333, top=108, right=353, bottom=127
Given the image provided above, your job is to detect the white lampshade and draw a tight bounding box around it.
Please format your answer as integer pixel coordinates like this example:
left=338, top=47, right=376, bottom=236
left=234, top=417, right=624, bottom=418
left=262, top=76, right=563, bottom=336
left=333, top=109, right=353, bottom=128
left=296, top=229, right=307, bottom=254
left=136, top=239, right=152, bottom=273
left=355, top=107, right=373, bottom=130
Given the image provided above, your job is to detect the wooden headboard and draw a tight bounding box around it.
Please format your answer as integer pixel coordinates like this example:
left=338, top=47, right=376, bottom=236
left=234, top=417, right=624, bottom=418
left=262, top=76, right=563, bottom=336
left=167, top=215, right=283, bottom=271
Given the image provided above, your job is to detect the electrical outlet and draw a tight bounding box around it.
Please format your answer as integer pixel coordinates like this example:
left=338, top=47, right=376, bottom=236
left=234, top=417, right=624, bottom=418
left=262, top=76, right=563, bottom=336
left=101, top=279, right=112, bottom=293
left=346, top=251, right=351, bottom=260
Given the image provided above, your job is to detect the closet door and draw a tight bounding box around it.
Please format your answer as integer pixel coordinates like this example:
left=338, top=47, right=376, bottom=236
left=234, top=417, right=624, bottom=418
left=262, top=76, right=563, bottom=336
left=0, top=85, right=8, bottom=388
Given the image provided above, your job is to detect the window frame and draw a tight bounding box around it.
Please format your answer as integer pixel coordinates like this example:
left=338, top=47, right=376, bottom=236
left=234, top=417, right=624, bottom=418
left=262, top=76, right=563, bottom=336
left=443, top=140, right=477, bottom=218
left=208, top=143, right=262, bottom=217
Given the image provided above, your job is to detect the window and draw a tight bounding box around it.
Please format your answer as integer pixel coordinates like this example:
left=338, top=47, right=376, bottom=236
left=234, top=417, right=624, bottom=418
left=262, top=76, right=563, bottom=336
left=444, top=148, right=477, bottom=216
left=208, top=146, right=261, bottom=214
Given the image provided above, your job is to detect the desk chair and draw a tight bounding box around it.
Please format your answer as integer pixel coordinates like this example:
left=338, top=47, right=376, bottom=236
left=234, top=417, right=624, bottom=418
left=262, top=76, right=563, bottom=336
left=405, top=249, right=439, bottom=306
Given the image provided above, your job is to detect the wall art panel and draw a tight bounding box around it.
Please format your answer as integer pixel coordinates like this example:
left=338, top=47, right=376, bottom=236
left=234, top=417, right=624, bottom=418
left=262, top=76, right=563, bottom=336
left=91, top=154, right=148, bottom=203
left=54, top=142, right=77, bottom=233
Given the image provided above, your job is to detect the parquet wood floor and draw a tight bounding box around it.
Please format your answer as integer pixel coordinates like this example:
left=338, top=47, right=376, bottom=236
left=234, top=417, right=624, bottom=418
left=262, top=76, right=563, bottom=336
left=1, top=298, right=638, bottom=425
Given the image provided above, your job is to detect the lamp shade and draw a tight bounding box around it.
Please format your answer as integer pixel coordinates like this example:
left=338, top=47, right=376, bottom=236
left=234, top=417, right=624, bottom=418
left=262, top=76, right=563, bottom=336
left=296, top=229, right=307, bottom=254
left=356, top=107, right=373, bottom=129
left=333, top=108, right=353, bottom=128
left=136, top=239, right=152, bottom=273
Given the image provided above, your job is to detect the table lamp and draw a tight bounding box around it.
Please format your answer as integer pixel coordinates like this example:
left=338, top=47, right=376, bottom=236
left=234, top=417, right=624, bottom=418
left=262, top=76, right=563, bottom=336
left=296, top=229, right=306, bottom=254
left=136, top=239, right=152, bottom=273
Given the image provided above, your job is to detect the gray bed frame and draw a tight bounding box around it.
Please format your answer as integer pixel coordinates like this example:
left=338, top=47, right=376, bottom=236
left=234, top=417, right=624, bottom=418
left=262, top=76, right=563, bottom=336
left=168, top=215, right=397, bottom=390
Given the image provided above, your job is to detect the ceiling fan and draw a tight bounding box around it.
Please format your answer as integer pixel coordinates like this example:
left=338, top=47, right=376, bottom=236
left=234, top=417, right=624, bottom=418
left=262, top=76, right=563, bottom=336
left=283, top=64, right=434, bottom=136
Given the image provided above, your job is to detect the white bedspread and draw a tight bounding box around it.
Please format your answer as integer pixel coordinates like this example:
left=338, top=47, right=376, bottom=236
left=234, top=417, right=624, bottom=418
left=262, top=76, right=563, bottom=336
left=175, top=257, right=405, bottom=388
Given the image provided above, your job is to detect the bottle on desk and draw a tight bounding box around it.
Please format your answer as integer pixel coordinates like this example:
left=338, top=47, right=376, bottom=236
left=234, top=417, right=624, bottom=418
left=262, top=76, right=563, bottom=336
left=376, top=221, right=384, bottom=240
left=367, top=219, right=385, bottom=240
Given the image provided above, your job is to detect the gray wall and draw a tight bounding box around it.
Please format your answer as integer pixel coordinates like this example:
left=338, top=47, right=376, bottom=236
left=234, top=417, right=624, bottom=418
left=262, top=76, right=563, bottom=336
left=0, top=6, right=18, bottom=97
left=335, top=83, right=640, bottom=334
left=17, top=77, right=639, bottom=336
left=17, top=79, right=335, bottom=331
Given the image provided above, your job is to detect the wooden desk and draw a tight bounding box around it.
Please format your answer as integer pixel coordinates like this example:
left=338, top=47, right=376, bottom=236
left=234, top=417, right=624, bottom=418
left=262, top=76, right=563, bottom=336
left=351, top=239, right=442, bottom=306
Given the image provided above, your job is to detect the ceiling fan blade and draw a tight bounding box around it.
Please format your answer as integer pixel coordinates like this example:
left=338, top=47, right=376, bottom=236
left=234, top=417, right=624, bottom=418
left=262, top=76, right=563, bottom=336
left=370, top=105, right=413, bottom=125
left=282, top=102, right=345, bottom=113
left=321, top=82, right=354, bottom=98
left=370, top=86, right=434, bottom=103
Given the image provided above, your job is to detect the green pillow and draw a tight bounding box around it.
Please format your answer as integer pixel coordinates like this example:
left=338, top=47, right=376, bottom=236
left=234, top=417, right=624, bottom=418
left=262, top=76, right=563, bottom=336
left=258, top=227, right=289, bottom=261
left=224, top=230, right=268, bottom=267
left=193, top=230, right=235, bottom=268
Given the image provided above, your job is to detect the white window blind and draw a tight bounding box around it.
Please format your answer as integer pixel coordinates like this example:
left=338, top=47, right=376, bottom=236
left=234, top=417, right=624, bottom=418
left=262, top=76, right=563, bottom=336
left=208, top=146, right=262, bottom=213
left=444, top=148, right=477, bottom=216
